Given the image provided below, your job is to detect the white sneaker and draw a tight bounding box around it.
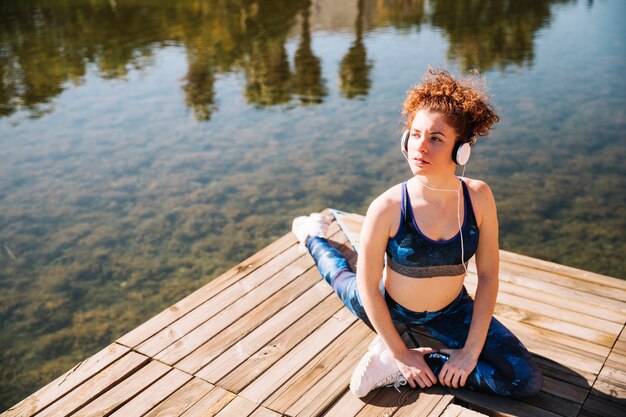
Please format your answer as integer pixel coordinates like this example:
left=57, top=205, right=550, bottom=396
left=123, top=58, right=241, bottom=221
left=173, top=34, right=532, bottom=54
left=350, top=336, right=407, bottom=397
left=291, top=213, right=330, bottom=251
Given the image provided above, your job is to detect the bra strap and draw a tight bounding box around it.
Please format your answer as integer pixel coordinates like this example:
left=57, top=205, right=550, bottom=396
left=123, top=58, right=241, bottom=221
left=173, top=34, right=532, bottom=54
left=460, top=179, right=475, bottom=221
left=401, top=182, right=412, bottom=226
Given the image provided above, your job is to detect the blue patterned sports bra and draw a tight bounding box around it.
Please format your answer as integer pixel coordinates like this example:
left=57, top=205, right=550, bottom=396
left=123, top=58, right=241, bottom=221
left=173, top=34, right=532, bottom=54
left=385, top=179, right=479, bottom=278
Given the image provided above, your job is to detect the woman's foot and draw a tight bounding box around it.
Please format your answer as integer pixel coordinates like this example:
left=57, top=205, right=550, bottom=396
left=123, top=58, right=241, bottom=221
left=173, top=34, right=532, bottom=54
left=350, top=336, right=407, bottom=397
left=291, top=213, right=330, bottom=250
left=349, top=336, right=451, bottom=397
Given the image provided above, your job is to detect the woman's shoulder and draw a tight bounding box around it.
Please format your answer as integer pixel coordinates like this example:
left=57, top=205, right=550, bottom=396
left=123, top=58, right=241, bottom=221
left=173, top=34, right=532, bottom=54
left=370, top=182, right=403, bottom=211
left=365, top=183, right=404, bottom=237
left=366, top=183, right=404, bottom=220
left=461, top=177, right=493, bottom=198
left=461, top=177, right=496, bottom=222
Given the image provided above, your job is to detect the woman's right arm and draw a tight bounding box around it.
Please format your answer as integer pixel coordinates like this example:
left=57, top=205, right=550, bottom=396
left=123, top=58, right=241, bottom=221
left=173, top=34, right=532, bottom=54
left=357, top=196, right=438, bottom=388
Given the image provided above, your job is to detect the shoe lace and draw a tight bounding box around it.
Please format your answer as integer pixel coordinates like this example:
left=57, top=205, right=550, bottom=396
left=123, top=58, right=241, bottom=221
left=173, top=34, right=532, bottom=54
left=379, top=372, right=408, bottom=393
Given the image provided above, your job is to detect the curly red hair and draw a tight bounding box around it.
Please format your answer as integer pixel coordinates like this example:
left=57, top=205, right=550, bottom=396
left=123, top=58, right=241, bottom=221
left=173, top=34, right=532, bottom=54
left=402, top=68, right=499, bottom=143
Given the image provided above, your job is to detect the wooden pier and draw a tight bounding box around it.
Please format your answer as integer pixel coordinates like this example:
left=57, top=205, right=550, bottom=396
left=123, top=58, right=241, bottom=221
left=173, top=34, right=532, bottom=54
left=3, top=210, right=625, bottom=417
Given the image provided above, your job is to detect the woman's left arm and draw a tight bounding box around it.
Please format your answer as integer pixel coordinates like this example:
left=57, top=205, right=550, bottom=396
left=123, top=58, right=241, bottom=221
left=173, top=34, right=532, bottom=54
left=464, top=180, right=499, bottom=353
left=439, top=181, right=499, bottom=388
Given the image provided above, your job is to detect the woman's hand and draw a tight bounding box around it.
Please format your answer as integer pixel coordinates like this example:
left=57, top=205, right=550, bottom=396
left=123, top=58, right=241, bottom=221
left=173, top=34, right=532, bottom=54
left=438, top=348, right=479, bottom=388
left=393, top=347, right=439, bottom=388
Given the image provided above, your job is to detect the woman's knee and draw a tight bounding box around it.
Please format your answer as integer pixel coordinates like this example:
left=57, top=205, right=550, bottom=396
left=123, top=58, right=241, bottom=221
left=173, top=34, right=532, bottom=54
left=306, top=237, right=353, bottom=286
left=478, top=348, right=543, bottom=398
left=510, top=358, right=543, bottom=398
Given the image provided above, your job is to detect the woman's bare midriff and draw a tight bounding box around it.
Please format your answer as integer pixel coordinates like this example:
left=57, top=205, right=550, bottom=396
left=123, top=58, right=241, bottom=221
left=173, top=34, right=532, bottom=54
left=383, top=266, right=465, bottom=312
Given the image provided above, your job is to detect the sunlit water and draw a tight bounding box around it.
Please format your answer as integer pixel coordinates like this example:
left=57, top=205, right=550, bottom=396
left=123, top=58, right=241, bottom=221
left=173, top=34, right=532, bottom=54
left=1, top=0, right=625, bottom=409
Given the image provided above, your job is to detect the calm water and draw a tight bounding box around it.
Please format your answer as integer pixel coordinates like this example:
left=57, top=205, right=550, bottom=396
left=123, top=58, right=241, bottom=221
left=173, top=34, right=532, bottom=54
left=1, top=0, right=625, bottom=409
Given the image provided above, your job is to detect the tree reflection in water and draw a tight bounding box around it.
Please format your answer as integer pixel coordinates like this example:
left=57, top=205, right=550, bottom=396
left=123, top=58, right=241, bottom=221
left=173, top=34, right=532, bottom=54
left=430, top=0, right=574, bottom=71
left=0, top=0, right=575, bottom=119
left=339, top=0, right=373, bottom=99
left=294, top=0, right=327, bottom=104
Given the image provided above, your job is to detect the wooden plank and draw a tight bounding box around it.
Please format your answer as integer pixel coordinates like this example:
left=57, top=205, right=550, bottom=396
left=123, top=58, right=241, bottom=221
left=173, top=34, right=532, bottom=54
left=495, top=262, right=626, bottom=308
left=450, top=389, right=565, bottom=417
left=348, top=385, right=451, bottom=417
left=464, top=278, right=621, bottom=345
left=321, top=389, right=366, bottom=417
left=141, top=377, right=214, bottom=417
left=613, top=334, right=626, bottom=356
left=357, top=385, right=454, bottom=417
left=35, top=351, right=149, bottom=417
left=239, top=307, right=358, bottom=403
left=497, top=312, right=611, bottom=360
left=198, top=234, right=356, bottom=385
left=465, top=272, right=625, bottom=324
left=178, top=386, right=236, bottom=417
left=580, top=326, right=626, bottom=417
left=70, top=360, right=171, bottom=417
left=248, top=407, right=282, bottom=417
left=109, top=368, right=192, bottom=417
left=424, top=394, right=458, bottom=417
left=193, top=279, right=332, bottom=381
left=382, top=387, right=442, bottom=417
left=576, top=394, right=626, bottom=417
left=117, top=232, right=298, bottom=348
left=520, top=391, right=582, bottom=417
left=176, top=265, right=323, bottom=374
left=499, top=250, right=626, bottom=290
left=213, top=396, right=259, bottom=417
left=265, top=321, right=374, bottom=413
left=597, top=361, right=626, bottom=388
left=215, top=295, right=344, bottom=392
left=154, top=253, right=314, bottom=365
left=540, top=376, right=589, bottom=404
left=353, top=389, right=398, bottom=417
left=606, top=355, right=626, bottom=372
left=353, top=389, right=406, bottom=417
left=439, top=404, right=487, bottom=417
left=588, top=377, right=626, bottom=401
left=1, top=342, right=129, bottom=417
left=534, top=356, right=596, bottom=390
left=136, top=245, right=309, bottom=358
left=285, top=328, right=376, bottom=417
left=375, top=387, right=452, bottom=417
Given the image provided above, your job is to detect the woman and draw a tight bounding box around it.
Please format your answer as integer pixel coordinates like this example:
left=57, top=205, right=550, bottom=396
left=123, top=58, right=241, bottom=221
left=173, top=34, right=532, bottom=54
left=292, top=69, right=542, bottom=398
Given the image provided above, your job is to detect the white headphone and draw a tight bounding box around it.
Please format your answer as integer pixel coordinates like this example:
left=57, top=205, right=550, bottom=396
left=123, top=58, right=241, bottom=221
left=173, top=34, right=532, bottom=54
left=401, top=129, right=473, bottom=166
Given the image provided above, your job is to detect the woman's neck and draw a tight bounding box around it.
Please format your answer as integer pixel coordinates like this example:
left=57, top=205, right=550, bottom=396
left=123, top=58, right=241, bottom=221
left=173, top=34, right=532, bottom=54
left=414, top=173, right=459, bottom=190
left=409, top=174, right=461, bottom=203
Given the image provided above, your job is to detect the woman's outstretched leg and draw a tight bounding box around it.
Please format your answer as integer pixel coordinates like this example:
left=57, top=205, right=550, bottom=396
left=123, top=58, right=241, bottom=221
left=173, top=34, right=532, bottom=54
left=292, top=214, right=373, bottom=326
left=305, top=236, right=373, bottom=326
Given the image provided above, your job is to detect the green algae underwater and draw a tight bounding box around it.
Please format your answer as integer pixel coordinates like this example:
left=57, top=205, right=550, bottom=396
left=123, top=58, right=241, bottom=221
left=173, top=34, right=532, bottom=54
left=1, top=0, right=625, bottom=410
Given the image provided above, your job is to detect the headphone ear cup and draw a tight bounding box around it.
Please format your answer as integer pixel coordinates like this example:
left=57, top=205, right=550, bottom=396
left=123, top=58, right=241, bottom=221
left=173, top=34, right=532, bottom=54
left=453, top=142, right=472, bottom=165
left=401, top=130, right=410, bottom=158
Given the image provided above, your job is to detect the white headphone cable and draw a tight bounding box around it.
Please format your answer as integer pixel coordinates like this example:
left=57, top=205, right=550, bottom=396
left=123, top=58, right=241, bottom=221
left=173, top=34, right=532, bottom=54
left=416, top=163, right=469, bottom=276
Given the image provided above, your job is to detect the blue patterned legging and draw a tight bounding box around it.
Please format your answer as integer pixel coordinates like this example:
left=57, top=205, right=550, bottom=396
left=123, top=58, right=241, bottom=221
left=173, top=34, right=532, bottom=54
left=307, top=236, right=542, bottom=398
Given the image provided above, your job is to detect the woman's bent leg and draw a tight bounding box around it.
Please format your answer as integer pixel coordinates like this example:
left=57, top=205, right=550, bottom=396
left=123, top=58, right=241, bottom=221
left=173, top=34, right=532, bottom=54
left=306, top=236, right=374, bottom=328
left=424, top=290, right=543, bottom=398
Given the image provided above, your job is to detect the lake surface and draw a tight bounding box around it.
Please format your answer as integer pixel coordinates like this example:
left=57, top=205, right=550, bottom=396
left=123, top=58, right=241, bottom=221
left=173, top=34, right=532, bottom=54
left=1, top=0, right=625, bottom=409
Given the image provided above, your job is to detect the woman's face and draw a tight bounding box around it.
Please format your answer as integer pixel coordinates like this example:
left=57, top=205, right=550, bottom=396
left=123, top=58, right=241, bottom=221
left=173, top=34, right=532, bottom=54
left=407, top=109, right=459, bottom=176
